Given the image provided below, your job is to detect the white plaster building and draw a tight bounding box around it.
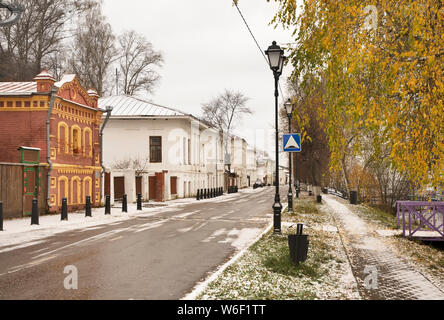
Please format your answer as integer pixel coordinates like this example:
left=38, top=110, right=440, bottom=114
left=99, top=95, right=224, bottom=204
left=256, top=156, right=275, bottom=186
left=230, top=136, right=248, bottom=188
left=246, top=146, right=258, bottom=187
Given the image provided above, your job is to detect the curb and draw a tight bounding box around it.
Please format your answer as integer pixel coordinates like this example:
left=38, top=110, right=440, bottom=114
left=182, top=203, right=288, bottom=300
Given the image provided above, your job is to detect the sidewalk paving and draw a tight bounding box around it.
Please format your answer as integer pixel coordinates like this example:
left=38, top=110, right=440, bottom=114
left=0, top=187, right=263, bottom=253
left=324, top=195, right=444, bottom=300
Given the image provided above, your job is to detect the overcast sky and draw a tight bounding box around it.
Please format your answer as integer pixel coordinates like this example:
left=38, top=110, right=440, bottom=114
left=102, top=0, right=297, bottom=158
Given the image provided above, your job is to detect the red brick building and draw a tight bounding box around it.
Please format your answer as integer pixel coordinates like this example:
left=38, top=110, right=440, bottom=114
left=0, top=70, right=104, bottom=216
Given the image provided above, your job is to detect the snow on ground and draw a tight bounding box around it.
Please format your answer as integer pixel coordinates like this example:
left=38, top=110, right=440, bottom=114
left=324, top=195, right=444, bottom=300
left=196, top=196, right=361, bottom=300
left=0, top=187, right=264, bottom=252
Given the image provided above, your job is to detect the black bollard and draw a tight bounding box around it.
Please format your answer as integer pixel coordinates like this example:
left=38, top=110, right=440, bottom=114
left=350, top=191, right=358, bottom=205
left=105, top=195, right=111, bottom=215
left=31, top=198, right=39, bottom=225
left=137, top=194, right=142, bottom=211
left=0, top=201, right=3, bottom=231
left=211, top=188, right=214, bottom=198
left=85, top=196, right=92, bottom=217
left=61, top=198, right=68, bottom=221
left=196, top=189, right=201, bottom=201
left=204, top=189, right=208, bottom=199
left=297, top=224, right=303, bottom=235
left=122, top=194, right=128, bottom=213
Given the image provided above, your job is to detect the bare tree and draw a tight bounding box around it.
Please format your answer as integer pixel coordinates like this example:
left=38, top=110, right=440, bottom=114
left=201, top=89, right=252, bottom=136
left=117, top=30, right=163, bottom=95
left=201, top=89, right=252, bottom=168
left=0, top=0, right=96, bottom=81
left=112, top=156, right=149, bottom=177
left=69, top=3, right=117, bottom=95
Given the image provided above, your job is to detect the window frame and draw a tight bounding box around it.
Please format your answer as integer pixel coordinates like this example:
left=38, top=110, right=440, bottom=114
left=150, top=136, right=162, bottom=163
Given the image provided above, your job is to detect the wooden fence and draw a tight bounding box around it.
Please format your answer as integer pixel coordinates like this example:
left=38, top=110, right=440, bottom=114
left=0, top=163, right=47, bottom=219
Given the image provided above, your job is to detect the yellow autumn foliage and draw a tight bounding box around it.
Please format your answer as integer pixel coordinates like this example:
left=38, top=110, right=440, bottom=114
left=267, top=0, right=443, bottom=191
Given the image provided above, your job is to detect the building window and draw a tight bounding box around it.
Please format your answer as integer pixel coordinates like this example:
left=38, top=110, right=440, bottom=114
left=150, top=136, right=162, bottom=163
left=188, top=139, right=191, bottom=164
left=72, top=127, right=81, bottom=155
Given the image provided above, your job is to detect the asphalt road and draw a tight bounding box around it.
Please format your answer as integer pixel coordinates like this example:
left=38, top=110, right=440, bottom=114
left=0, top=186, right=288, bottom=300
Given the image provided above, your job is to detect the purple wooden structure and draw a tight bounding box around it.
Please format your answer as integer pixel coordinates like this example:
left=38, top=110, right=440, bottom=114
left=397, top=201, right=444, bottom=241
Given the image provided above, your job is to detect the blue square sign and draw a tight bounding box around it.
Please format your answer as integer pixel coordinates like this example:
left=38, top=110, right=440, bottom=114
left=283, top=134, right=301, bottom=152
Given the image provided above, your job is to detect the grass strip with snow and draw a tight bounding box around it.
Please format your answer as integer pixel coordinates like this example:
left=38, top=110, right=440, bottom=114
left=197, top=195, right=360, bottom=300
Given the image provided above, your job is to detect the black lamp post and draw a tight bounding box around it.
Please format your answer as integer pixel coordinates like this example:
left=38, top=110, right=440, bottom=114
left=265, top=41, right=286, bottom=234
left=284, top=98, right=294, bottom=213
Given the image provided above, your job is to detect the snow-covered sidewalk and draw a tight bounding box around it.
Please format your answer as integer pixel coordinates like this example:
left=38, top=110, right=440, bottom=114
left=324, top=195, right=444, bottom=300
left=0, top=187, right=265, bottom=252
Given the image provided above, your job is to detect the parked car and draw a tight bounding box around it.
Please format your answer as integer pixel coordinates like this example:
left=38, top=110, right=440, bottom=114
left=253, top=180, right=264, bottom=189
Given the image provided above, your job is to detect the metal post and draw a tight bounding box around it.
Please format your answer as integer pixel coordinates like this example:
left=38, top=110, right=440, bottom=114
left=31, top=198, right=39, bottom=225
left=0, top=201, right=3, bottom=231
left=122, top=194, right=128, bottom=213
left=85, top=196, right=92, bottom=217
left=287, top=114, right=293, bottom=213
left=137, top=194, right=142, bottom=211
left=197, top=189, right=200, bottom=201
left=61, top=198, right=68, bottom=221
left=273, top=74, right=282, bottom=234
left=105, top=195, right=111, bottom=215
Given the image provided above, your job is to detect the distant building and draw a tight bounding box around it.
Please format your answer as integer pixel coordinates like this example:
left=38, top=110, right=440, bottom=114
left=256, top=156, right=275, bottom=186
left=0, top=70, right=104, bottom=218
left=230, top=136, right=248, bottom=188
left=246, top=147, right=258, bottom=187
left=99, top=95, right=224, bottom=204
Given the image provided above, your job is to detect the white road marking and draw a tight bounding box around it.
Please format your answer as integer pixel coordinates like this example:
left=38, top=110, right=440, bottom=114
left=0, top=254, right=59, bottom=277
left=173, top=211, right=198, bottom=219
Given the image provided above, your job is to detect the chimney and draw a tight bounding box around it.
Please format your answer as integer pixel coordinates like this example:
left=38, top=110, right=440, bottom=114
left=33, top=70, right=56, bottom=93
left=87, top=89, right=100, bottom=108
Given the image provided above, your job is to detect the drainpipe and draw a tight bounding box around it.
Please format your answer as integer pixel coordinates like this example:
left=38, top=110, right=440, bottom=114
left=46, top=87, right=58, bottom=210
left=99, top=106, right=113, bottom=201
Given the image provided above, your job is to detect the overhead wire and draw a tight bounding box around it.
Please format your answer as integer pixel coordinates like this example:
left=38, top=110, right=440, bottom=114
left=232, top=0, right=286, bottom=98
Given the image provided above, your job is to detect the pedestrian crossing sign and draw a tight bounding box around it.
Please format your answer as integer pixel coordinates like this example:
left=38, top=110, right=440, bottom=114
left=283, top=134, right=301, bottom=152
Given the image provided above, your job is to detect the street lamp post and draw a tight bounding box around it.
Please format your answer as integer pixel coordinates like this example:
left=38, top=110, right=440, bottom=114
left=284, top=99, right=294, bottom=213
left=265, top=41, right=286, bottom=234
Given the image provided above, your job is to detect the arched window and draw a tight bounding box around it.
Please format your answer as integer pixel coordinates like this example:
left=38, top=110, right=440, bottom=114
left=71, top=126, right=81, bottom=155
left=57, top=122, right=69, bottom=154
left=83, top=128, right=92, bottom=157
left=71, top=176, right=81, bottom=204
left=58, top=176, right=69, bottom=206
